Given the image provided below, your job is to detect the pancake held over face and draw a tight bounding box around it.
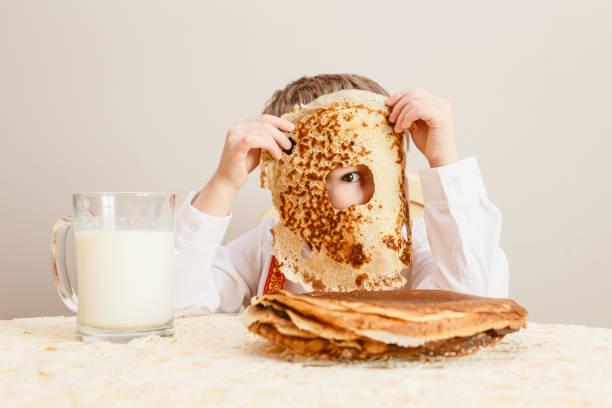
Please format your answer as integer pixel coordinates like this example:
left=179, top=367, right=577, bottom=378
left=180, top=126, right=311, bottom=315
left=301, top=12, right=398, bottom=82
left=243, top=290, right=528, bottom=360
left=260, top=90, right=411, bottom=292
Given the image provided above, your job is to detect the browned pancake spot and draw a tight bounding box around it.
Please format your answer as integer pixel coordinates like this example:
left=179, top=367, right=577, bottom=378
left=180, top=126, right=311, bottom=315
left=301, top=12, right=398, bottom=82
left=303, top=272, right=325, bottom=291
left=382, top=235, right=397, bottom=250
left=354, top=273, right=369, bottom=288
left=346, top=243, right=369, bottom=268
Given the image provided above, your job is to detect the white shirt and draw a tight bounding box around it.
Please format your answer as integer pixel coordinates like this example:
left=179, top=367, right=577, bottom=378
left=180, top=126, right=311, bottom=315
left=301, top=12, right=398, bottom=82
left=172, top=157, right=509, bottom=316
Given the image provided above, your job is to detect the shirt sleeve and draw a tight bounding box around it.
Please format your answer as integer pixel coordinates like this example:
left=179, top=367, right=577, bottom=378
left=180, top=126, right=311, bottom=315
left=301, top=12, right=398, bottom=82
left=407, top=157, right=509, bottom=298
left=172, top=191, right=270, bottom=316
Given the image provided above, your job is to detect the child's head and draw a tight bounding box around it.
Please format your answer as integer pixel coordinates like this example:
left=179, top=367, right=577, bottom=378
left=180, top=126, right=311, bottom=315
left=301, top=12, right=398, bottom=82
left=263, top=74, right=389, bottom=117
left=263, top=74, right=388, bottom=210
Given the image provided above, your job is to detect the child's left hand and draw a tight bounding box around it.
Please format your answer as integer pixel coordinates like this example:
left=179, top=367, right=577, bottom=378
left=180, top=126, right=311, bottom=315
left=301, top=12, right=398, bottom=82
left=386, top=88, right=459, bottom=168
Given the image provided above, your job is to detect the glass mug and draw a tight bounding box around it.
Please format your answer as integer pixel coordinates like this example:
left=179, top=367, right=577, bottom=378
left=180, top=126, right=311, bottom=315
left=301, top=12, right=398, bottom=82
left=50, top=192, right=176, bottom=342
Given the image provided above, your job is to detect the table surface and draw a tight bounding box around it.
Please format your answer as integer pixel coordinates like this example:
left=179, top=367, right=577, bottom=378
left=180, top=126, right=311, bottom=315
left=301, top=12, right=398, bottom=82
left=1, top=315, right=611, bottom=407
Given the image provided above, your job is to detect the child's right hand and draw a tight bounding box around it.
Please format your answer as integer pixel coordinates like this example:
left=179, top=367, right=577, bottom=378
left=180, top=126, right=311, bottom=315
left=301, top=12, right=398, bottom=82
left=192, top=115, right=294, bottom=216
left=214, top=114, right=294, bottom=191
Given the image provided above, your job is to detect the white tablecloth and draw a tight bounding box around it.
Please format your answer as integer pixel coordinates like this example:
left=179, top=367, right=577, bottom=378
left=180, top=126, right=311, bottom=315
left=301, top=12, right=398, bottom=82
left=1, top=315, right=611, bottom=407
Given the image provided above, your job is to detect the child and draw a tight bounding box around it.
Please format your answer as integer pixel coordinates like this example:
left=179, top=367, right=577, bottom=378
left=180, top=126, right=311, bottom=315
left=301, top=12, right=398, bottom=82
left=173, top=74, right=509, bottom=316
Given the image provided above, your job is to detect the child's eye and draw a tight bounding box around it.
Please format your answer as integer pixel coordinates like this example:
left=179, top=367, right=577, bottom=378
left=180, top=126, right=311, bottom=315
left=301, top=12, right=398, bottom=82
left=341, top=172, right=361, bottom=183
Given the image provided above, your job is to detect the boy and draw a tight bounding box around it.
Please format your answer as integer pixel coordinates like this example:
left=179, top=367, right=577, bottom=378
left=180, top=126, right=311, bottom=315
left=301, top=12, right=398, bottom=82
left=173, top=74, right=509, bottom=316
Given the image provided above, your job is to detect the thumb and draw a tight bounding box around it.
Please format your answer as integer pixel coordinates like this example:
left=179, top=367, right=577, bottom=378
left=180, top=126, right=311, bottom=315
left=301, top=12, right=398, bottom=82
left=246, top=148, right=262, bottom=173
left=409, top=121, right=428, bottom=151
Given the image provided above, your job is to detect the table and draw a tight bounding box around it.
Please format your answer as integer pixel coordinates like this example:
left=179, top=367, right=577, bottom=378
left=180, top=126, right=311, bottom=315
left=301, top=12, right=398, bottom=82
left=1, top=315, right=611, bottom=407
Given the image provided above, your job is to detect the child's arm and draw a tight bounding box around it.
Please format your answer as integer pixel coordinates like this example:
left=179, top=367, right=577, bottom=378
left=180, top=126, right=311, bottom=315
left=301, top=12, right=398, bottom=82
left=173, top=115, right=293, bottom=315
left=172, top=195, right=274, bottom=315
left=388, top=89, right=509, bottom=297
left=408, top=158, right=509, bottom=297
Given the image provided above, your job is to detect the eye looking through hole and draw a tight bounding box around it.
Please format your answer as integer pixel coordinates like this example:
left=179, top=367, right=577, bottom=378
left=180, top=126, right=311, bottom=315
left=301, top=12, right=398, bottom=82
left=325, top=164, right=375, bottom=210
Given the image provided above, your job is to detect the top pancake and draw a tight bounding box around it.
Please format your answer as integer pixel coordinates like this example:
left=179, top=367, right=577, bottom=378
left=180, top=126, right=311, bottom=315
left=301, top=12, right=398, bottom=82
left=259, top=90, right=411, bottom=292
left=301, top=289, right=525, bottom=315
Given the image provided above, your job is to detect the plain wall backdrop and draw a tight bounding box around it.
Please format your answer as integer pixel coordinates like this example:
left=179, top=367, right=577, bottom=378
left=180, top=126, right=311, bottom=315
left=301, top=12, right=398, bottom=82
left=1, top=0, right=611, bottom=326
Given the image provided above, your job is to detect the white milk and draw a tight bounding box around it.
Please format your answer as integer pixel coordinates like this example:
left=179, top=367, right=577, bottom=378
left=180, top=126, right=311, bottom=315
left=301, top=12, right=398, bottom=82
left=75, top=230, right=174, bottom=329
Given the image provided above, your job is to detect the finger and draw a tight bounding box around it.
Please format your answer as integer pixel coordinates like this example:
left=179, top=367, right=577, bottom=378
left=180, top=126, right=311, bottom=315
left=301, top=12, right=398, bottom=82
left=389, top=95, right=424, bottom=123
left=269, top=126, right=293, bottom=151
left=253, top=122, right=293, bottom=150
left=386, top=89, right=411, bottom=106
left=258, top=133, right=285, bottom=160
left=394, top=105, right=413, bottom=133
left=395, top=101, right=425, bottom=132
left=246, top=148, right=262, bottom=173
left=396, top=102, right=436, bottom=133
left=253, top=114, right=295, bottom=132
left=386, top=87, right=429, bottom=106
left=243, top=133, right=283, bottom=160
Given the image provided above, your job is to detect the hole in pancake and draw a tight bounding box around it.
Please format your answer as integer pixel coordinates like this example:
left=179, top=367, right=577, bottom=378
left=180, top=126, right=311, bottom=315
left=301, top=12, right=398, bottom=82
left=402, top=223, right=408, bottom=241
left=301, top=242, right=313, bottom=260
left=283, top=137, right=296, bottom=155
left=325, top=164, right=375, bottom=210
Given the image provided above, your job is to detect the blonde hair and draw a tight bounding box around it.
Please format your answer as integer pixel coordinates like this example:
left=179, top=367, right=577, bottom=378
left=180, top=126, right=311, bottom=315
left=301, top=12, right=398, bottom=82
left=263, top=74, right=389, bottom=117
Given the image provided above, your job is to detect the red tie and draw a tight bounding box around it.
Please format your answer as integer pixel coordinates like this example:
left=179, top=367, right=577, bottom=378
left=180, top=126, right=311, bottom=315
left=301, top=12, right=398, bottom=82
left=262, top=256, right=286, bottom=294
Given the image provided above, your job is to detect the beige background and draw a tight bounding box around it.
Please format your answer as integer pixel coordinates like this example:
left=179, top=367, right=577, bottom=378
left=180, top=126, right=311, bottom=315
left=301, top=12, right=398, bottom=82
left=1, top=1, right=611, bottom=327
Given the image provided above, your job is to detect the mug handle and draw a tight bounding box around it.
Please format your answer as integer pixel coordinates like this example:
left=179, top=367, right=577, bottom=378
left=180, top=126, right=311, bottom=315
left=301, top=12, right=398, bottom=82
left=50, top=217, right=78, bottom=312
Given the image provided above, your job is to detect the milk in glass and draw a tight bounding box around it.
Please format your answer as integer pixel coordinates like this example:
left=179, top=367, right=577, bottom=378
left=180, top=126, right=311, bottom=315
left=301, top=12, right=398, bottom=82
left=75, top=230, right=174, bottom=329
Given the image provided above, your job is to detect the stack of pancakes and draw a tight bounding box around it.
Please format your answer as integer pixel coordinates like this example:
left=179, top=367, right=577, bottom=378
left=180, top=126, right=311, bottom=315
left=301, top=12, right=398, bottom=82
left=243, top=290, right=527, bottom=359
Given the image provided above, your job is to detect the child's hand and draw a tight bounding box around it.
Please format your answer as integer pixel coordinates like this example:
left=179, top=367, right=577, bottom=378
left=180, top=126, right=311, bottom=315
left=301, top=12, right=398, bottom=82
left=214, top=114, right=294, bottom=191
left=192, top=115, right=294, bottom=216
left=386, top=88, right=459, bottom=168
